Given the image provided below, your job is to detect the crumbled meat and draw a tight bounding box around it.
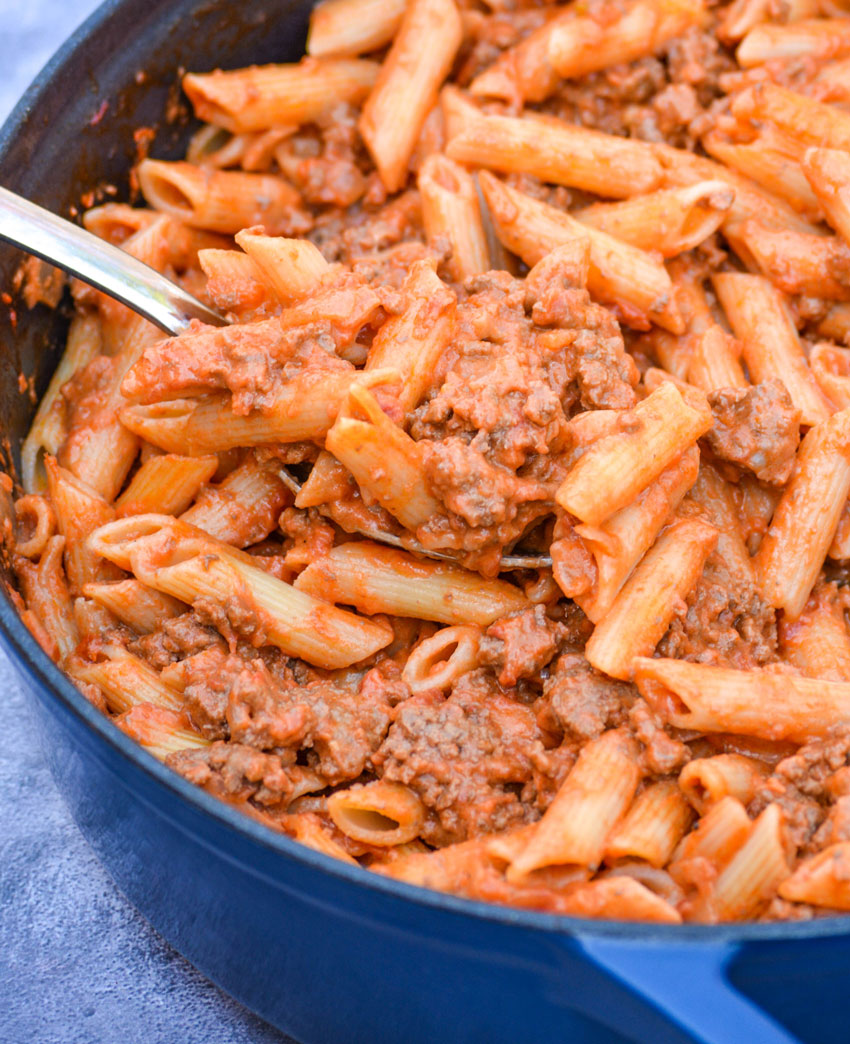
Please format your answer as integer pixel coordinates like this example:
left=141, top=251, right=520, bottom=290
left=479, top=604, right=567, bottom=688
left=129, top=612, right=223, bottom=670
left=629, top=698, right=691, bottom=775
left=536, top=654, right=634, bottom=741
left=705, top=380, right=801, bottom=484
left=374, top=669, right=545, bottom=844
left=166, top=741, right=298, bottom=806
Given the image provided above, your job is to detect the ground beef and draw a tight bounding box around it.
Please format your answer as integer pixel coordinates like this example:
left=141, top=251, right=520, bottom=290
left=749, top=730, right=850, bottom=850
left=479, top=605, right=567, bottom=688
left=705, top=380, right=801, bottom=484
left=535, top=653, right=634, bottom=741
left=629, top=698, right=691, bottom=775
left=374, top=669, right=545, bottom=844
left=657, top=568, right=779, bottom=669
left=129, top=612, right=223, bottom=671
left=166, top=741, right=299, bottom=806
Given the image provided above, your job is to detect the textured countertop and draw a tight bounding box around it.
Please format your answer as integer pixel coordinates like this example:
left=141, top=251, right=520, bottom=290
left=0, top=3, right=292, bottom=1041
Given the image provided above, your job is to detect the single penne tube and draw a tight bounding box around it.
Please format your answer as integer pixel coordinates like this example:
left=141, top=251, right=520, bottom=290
left=15, top=535, right=79, bottom=663
left=418, top=154, right=490, bottom=281
left=718, top=0, right=770, bottom=43
left=603, top=781, right=694, bottom=868
left=686, top=325, right=748, bottom=393
left=179, top=454, right=289, bottom=547
left=325, top=386, right=442, bottom=530
left=560, top=876, right=682, bottom=924
left=634, top=656, right=850, bottom=741
left=88, top=513, right=255, bottom=573
left=737, top=19, right=850, bottom=67
left=671, top=795, right=751, bottom=869
left=83, top=579, right=186, bottom=634
left=82, top=203, right=161, bottom=244
left=45, top=457, right=121, bottom=594
left=327, top=781, right=427, bottom=846
left=183, top=58, right=379, bottom=132
left=574, top=181, right=732, bottom=259
left=478, top=172, right=684, bottom=333
left=574, top=446, right=699, bottom=623
left=655, top=139, right=819, bottom=235
left=137, top=160, right=302, bottom=235
left=283, top=813, right=359, bottom=866
left=684, top=463, right=756, bottom=593
left=364, top=259, right=455, bottom=411
left=198, top=249, right=273, bottom=315
left=585, top=517, right=717, bottom=681
left=233, top=231, right=330, bottom=305
left=125, top=530, right=393, bottom=669
left=119, top=368, right=400, bottom=454
left=359, top=0, right=463, bottom=192
left=701, top=130, right=821, bottom=221
left=556, top=382, right=711, bottom=527
left=735, top=220, right=850, bottom=302
left=21, top=312, right=101, bottom=494
left=547, top=0, right=705, bottom=80
left=650, top=258, right=714, bottom=378
left=59, top=311, right=161, bottom=500
left=507, top=729, right=642, bottom=879
left=401, top=625, right=482, bottom=694
left=779, top=584, right=850, bottom=682
left=712, top=272, right=832, bottom=427
left=811, top=342, right=850, bottom=411
left=756, top=409, right=850, bottom=618
left=115, top=454, right=218, bottom=517
left=779, top=843, right=850, bottom=910
left=802, top=147, right=850, bottom=244
left=116, top=705, right=210, bottom=760
left=678, top=755, right=767, bottom=814
left=14, top=495, right=56, bottom=561
left=69, top=646, right=184, bottom=715
left=468, top=6, right=575, bottom=103
left=448, top=116, right=664, bottom=200
left=731, top=83, right=850, bottom=154
left=293, top=541, right=529, bottom=625
left=307, top=0, right=406, bottom=57
left=706, top=805, right=790, bottom=922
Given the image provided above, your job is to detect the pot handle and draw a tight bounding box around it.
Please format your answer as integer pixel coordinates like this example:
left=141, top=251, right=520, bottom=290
left=578, top=936, right=800, bottom=1044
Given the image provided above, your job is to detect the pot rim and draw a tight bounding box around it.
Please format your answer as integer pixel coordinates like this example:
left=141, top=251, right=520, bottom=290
left=1, top=0, right=846, bottom=947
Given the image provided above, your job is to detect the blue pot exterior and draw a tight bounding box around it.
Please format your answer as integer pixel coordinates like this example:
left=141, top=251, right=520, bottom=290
left=3, top=3, right=850, bottom=1043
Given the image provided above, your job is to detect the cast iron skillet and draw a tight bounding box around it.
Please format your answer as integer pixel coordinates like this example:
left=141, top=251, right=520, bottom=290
left=0, top=4, right=848, bottom=1042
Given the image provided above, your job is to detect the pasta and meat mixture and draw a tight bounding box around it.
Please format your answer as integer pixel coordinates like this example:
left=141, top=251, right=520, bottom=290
left=15, top=0, right=850, bottom=924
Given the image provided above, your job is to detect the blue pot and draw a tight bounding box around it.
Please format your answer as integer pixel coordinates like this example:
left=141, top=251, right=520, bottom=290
left=0, top=4, right=847, bottom=1041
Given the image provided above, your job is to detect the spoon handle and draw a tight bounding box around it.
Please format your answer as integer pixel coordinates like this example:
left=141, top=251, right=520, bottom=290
left=0, top=185, right=227, bottom=335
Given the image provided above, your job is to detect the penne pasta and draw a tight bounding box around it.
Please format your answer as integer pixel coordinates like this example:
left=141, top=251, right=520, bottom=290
left=401, top=625, right=482, bottom=694
left=756, top=408, right=850, bottom=619
left=604, top=781, right=694, bottom=868
left=233, top=231, right=330, bottom=305
left=478, top=172, right=684, bottom=333
left=115, top=454, right=218, bottom=517
left=119, top=368, right=400, bottom=454
left=678, top=755, right=766, bottom=814
left=418, top=154, right=490, bottom=282
left=116, top=705, right=210, bottom=760
left=183, top=58, right=380, bottom=132
left=574, top=182, right=733, bottom=259
left=294, top=541, right=528, bottom=625
left=307, top=0, right=407, bottom=57
left=706, top=805, right=790, bottom=922
left=69, top=646, right=184, bottom=715
left=327, top=781, right=427, bottom=846
left=779, top=843, right=850, bottom=910
left=359, top=0, right=463, bottom=192
left=507, top=729, right=642, bottom=879
left=737, top=19, right=850, bottom=67
left=556, top=382, right=711, bottom=527
left=585, top=517, right=717, bottom=681
left=635, top=657, right=850, bottom=742
left=778, top=584, right=850, bottom=682
left=448, top=115, right=664, bottom=200
left=137, top=159, right=302, bottom=235
left=712, top=272, right=832, bottom=427
left=83, top=579, right=186, bottom=634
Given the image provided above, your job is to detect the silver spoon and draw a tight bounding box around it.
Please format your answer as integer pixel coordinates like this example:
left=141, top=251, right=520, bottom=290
left=0, top=186, right=552, bottom=572
left=0, top=185, right=226, bottom=334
